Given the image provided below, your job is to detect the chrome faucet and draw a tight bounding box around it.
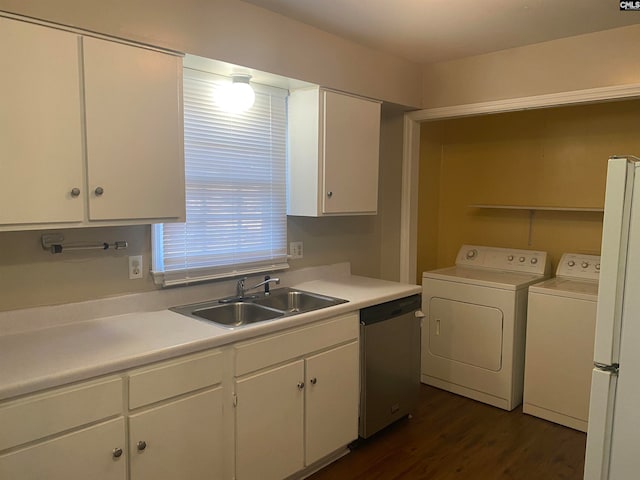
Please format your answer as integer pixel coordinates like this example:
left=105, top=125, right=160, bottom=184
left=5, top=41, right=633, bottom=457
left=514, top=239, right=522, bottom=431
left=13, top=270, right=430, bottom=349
left=236, top=277, right=247, bottom=298
left=236, top=275, right=280, bottom=298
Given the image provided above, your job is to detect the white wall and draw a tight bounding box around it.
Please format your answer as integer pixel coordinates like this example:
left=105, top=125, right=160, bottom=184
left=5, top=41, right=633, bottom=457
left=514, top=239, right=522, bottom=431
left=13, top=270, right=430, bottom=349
left=0, top=0, right=422, bottom=107
left=422, top=24, right=640, bottom=108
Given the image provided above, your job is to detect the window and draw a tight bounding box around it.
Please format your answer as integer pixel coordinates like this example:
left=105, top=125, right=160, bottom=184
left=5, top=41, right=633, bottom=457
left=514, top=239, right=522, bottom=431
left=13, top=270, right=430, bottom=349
left=152, top=67, right=288, bottom=286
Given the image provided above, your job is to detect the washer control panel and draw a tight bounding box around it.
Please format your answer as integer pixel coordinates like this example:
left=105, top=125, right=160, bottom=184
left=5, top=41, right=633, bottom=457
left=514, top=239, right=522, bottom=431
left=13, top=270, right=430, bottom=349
left=556, top=253, right=601, bottom=280
left=456, top=245, right=550, bottom=275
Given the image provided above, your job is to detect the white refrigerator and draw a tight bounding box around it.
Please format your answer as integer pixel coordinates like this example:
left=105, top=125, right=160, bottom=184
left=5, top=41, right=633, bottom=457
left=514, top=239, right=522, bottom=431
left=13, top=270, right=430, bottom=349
left=584, top=156, right=640, bottom=480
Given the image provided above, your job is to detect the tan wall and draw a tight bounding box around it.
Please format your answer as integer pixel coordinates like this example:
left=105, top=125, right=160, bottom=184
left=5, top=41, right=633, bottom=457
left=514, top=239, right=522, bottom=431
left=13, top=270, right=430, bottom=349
left=0, top=217, right=385, bottom=312
left=422, top=25, right=640, bottom=108
left=417, top=123, right=443, bottom=281
left=416, top=99, right=640, bottom=282
left=0, top=0, right=422, bottom=108
left=377, top=106, right=406, bottom=281
left=0, top=226, right=155, bottom=311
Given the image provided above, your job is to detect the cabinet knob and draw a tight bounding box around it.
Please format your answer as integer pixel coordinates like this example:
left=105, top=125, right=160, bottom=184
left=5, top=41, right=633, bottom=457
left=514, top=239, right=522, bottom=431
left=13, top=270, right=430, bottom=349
left=70, top=187, right=81, bottom=197
left=95, top=186, right=104, bottom=196
left=327, top=191, right=333, bottom=198
left=137, top=440, right=147, bottom=451
left=297, top=381, right=305, bottom=390
left=310, top=377, right=317, bottom=385
left=112, top=447, right=123, bottom=458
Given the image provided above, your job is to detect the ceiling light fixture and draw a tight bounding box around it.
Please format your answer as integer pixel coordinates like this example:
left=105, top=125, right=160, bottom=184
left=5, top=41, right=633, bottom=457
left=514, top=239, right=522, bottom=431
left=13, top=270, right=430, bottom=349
left=216, top=73, right=255, bottom=113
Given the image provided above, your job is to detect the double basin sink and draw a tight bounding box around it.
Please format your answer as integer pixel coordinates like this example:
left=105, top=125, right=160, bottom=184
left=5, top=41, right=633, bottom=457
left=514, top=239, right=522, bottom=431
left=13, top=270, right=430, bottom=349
left=171, top=288, right=348, bottom=329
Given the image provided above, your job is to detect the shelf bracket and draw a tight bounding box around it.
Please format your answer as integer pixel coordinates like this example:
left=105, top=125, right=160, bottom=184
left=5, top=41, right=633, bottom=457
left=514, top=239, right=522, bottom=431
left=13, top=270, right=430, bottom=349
left=527, top=210, right=535, bottom=247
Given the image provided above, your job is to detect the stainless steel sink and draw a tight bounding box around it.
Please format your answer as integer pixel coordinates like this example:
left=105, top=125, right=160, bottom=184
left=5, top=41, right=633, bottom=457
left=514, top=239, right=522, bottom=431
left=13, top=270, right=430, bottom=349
left=172, top=301, right=284, bottom=328
left=253, top=289, right=347, bottom=313
left=171, top=287, right=347, bottom=328
left=193, top=302, right=284, bottom=327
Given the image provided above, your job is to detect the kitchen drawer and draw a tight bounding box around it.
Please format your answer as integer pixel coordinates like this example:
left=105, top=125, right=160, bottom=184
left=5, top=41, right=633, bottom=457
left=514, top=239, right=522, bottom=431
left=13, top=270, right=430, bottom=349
left=0, top=376, right=122, bottom=451
left=129, top=350, right=223, bottom=409
left=235, top=313, right=359, bottom=376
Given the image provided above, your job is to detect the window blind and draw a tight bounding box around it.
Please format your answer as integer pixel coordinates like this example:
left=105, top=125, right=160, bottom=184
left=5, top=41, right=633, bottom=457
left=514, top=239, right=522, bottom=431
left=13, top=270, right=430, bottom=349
left=152, top=68, right=289, bottom=286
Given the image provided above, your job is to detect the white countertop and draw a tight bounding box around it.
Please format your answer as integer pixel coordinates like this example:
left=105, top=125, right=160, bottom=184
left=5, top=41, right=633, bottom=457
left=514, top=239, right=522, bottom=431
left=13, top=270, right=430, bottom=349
left=0, top=274, right=420, bottom=402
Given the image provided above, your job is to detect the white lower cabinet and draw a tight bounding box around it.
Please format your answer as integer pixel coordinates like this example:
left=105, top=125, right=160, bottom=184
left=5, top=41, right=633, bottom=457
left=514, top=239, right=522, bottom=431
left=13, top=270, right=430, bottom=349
left=129, top=388, right=223, bottom=480
left=0, top=314, right=360, bottom=480
left=0, top=350, right=225, bottom=480
left=236, top=361, right=305, bottom=480
left=0, top=417, right=126, bottom=480
left=305, top=341, right=359, bottom=465
left=126, top=350, right=225, bottom=480
left=0, top=377, right=126, bottom=480
left=234, top=313, right=360, bottom=479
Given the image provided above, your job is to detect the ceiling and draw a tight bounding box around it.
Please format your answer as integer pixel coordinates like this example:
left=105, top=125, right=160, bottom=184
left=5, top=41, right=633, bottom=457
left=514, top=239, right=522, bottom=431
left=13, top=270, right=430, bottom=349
left=242, top=0, right=640, bottom=64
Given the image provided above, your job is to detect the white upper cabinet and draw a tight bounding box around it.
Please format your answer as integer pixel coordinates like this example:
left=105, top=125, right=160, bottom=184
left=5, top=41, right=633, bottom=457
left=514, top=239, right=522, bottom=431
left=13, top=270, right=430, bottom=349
left=0, top=17, right=84, bottom=225
left=83, top=37, right=184, bottom=222
left=288, top=87, right=381, bottom=216
left=0, top=16, right=185, bottom=231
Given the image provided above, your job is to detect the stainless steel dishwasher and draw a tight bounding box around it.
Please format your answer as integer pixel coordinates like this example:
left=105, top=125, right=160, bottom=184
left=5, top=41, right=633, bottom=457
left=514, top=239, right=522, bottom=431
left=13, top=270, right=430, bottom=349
left=359, top=294, right=423, bottom=438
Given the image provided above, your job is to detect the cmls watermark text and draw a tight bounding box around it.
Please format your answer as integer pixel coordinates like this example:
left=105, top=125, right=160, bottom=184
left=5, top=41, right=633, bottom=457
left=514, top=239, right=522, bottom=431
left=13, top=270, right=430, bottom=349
left=620, top=1, right=640, bottom=10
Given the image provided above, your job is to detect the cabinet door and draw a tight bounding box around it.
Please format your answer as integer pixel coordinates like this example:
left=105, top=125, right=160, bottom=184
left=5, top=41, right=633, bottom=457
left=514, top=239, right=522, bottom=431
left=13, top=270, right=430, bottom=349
left=305, top=341, right=359, bottom=465
left=128, top=388, right=223, bottom=480
left=235, top=360, right=304, bottom=480
left=83, top=36, right=185, bottom=221
left=0, top=17, right=84, bottom=225
left=0, top=417, right=125, bottom=480
left=322, top=90, right=380, bottom=215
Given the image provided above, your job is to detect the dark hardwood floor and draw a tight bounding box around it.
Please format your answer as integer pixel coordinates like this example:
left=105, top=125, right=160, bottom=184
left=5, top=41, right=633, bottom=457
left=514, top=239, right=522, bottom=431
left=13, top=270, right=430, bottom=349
left=309, top=385, right=587, bottom=480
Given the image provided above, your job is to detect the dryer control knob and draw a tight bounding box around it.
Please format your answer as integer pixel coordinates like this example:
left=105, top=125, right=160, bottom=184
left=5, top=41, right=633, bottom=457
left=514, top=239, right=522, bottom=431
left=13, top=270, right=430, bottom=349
left=530, top=258, right=538, bottom=264
left=466, top=249, right=478, bottom=260
left=568, top=260, right=576, bottom=267
left=507, top=255, right=514, bottom=261
left=582, top=262, right=589, bottom=268
left=519, top=256, right=526, bottom=263
left=596, top=264, right=601, bottom=271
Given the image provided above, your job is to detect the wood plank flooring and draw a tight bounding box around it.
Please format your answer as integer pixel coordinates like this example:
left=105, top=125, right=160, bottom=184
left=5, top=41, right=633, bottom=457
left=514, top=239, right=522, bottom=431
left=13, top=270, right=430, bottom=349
left=309, top=385, right=587, bottom=480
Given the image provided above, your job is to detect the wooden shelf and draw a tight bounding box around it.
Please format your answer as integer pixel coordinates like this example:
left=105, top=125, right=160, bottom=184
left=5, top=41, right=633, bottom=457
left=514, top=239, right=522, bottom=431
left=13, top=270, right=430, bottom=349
left=468, top=204, right=604, bottom=247
left=469, top=204, right=604, bottom=213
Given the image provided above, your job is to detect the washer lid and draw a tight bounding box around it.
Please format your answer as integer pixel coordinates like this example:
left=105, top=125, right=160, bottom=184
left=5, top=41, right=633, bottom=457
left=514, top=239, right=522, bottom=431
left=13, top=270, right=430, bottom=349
left=528, top=277, right=599, bottom=301
left=422, top=266, right=548, bottom=290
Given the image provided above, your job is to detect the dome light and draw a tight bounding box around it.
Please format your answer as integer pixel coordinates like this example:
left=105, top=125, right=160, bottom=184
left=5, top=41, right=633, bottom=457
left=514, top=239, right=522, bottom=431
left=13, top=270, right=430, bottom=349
left=216, top=74, right=255, bottom=113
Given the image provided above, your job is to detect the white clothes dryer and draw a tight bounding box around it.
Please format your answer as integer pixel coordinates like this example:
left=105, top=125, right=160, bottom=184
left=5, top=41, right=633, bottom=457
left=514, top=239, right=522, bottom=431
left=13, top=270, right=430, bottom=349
left=523, top=253, right=600, bottom=432
left=421, top=245, right=550, bottom=411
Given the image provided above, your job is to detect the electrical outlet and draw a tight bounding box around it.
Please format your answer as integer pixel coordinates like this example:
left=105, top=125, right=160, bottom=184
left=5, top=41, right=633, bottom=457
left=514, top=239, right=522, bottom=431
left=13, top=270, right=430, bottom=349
left=290, top=241, right=303, bottom=259
left=129, top=255, right=143, bottom=279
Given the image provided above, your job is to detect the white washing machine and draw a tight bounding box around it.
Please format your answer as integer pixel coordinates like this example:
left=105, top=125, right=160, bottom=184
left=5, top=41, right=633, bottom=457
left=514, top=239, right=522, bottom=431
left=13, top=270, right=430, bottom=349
left=421, top=245, right=550, bottom=411
left=523, top=253, right=600, bottom=432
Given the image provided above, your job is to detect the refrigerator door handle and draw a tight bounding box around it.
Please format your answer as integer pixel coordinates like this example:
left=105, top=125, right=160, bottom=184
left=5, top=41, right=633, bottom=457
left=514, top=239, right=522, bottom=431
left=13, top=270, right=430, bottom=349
left=594, top=363, right=620, bottom=373
left=584, top=368, right=618, bottom=480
